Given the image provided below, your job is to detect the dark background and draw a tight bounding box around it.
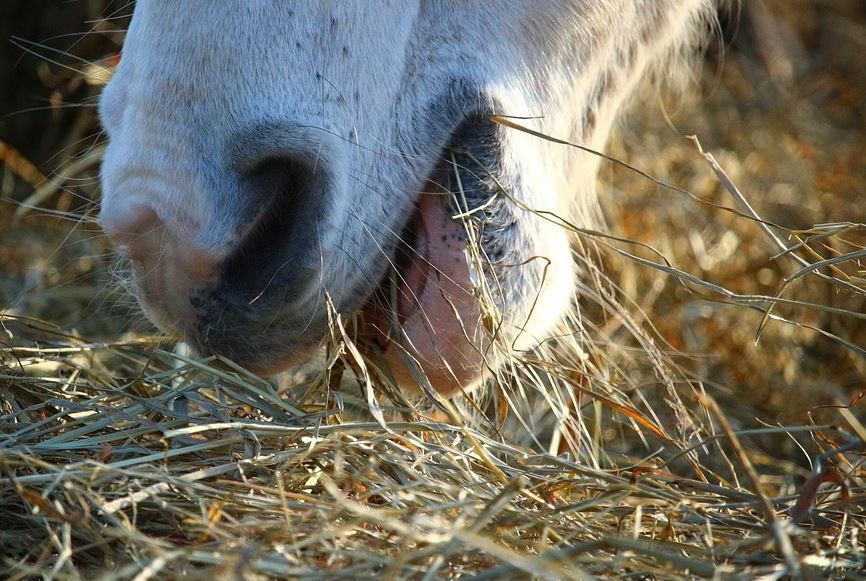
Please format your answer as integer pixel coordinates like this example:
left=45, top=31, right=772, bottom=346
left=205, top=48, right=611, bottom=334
left=1, top=1, right=130, bottom=180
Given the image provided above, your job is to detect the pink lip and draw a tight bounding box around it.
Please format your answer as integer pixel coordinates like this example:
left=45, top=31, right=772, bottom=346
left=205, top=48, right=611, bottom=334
left=365, top=190, right=487, bottom=395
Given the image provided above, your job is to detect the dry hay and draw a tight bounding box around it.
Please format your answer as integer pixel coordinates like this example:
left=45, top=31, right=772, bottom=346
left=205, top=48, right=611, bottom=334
left=3, top=3, right=866, bottom=579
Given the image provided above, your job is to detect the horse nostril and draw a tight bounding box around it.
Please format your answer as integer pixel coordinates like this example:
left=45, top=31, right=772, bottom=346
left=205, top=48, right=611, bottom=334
left=219, top=155, right=328, bottom=301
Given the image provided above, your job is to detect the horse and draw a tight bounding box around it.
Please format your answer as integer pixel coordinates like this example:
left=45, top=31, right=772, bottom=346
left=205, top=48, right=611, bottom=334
left=98, top=1, right=714, bottom=396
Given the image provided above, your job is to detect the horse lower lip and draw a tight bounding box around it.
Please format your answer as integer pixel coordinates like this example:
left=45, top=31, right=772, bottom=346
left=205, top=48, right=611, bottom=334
left=396, top=205, right=431, bottom=320
left=357, top=187, right=486, bottom=392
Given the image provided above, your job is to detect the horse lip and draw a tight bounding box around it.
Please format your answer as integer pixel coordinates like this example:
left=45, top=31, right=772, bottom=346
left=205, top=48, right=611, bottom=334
left=355, top=111, right=495, bottom=327
left=350, top=114, right=497, bottom=356
left=393, top=202, right=432, bottom=320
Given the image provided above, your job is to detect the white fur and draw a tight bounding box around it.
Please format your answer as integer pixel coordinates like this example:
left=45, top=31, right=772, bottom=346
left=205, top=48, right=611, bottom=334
left=99, top=1, right=714, bottom=386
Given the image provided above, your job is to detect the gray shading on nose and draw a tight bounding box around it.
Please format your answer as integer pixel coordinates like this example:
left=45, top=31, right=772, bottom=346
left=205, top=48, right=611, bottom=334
left=184, top=124, right=351, bottom=368
left=220, top=139, right=335, bottom=301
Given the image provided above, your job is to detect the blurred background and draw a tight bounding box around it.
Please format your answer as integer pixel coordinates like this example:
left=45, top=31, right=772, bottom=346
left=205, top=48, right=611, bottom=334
left=1, top=1, right=130, bottom=338
left=1, top=1, right=128, bottom=181
left=1, top=0, right=865, bottom=453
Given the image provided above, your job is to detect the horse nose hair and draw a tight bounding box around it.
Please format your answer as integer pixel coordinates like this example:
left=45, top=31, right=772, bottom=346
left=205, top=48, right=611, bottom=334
left=100, top=198, right=222, bottom=284
left=99, top=201, right=163, bottom=262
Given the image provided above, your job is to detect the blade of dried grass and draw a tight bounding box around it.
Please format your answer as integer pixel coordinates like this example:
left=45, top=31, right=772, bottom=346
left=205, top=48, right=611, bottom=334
left=13, top=145, right=107, bottom=219
left=421, top=475, right=529, bottom=580
left=700, top=394, right=803, bottom=580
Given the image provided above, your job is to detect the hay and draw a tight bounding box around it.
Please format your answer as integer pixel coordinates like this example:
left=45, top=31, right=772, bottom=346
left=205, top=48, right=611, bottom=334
left=2, top=321, right=863, bottom=578
left=3, top=2, right=866, bottom=578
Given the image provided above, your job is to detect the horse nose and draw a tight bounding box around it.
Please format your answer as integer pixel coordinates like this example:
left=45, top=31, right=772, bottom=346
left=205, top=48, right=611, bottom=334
left=197, top=125, right=345, bottom=300
left=215, top=154, right=336, bottom=308
left=96, top=193, right=221, bottom=339
left=99, top=124, right=345, bottom=352
left=99, top=201, right=162, bottom=261
left=105, top=205, right=218, bottom=274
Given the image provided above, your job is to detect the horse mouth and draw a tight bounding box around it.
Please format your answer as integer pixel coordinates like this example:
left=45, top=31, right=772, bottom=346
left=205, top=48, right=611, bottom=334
left=357, top=172, right=489, bottom=394
left=181, top=117, right=499, bottom=393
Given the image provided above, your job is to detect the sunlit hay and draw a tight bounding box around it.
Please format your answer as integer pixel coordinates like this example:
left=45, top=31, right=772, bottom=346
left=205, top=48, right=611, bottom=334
left=5, top=4, right=866, bottom=577
left=416, top=135, right=713, bottom=477
left=5, top=154, right=866, bottom=579
left=4, top=320, right=864, bottom=578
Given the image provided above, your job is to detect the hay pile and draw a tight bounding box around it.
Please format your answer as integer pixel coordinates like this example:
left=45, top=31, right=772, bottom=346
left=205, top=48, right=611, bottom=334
left=3, top=2, right=866, bottom=578
left=2, top=313, right=864, bottom=578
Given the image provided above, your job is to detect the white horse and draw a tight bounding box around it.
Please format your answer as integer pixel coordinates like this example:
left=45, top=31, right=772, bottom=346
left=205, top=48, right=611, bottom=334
left=99, top=1, right=713, bottom=395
